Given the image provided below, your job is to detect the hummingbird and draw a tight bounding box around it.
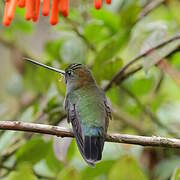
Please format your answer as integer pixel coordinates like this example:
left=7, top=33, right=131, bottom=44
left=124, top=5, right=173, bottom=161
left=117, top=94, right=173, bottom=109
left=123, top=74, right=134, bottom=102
left=24, top=58, right=112, bottom=166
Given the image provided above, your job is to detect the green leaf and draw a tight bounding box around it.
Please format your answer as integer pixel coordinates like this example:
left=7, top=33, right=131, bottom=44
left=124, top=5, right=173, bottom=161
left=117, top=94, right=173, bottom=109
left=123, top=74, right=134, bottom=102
left=16, top=137, right=49, bottom=165
left=91, top=9, right=120, bottom=33
left=125, top=76, right=154, bottom=96
left=0, top=131, right=19, bottom=156
left=171, top=52, right=180, bottom=69
left=119, top=0, right=141, bottom=27
left=147, top=5, right=174, bottom=21
left=67, top=9, right=85, bottom=25
left=93, top=32, right=128, bottom=82
left=171, top=166, right=180, bottom=180
left=81, top=160, right=115, bottom=180
left=168, top=0, right=180, bottom=26
left=154, top=156, right=180, bottom=180
left=45, top=141, right=64, bottom=174
left=94, top=31, right=127, bottom=63
left=45, top=95, right=62, bottom=113
left=45, top=40, right=64, bottom=61
left=108, top=155, right=147, bottom=180
left=150, top=94, right=166, bottom=112
left=94, top=38, right=119, bottom=63
left=19, top=106, right=35, bottom=122
left=43, top=91, right=65, bottom=124
left=84, top=21, right=109, bottom=44
left=57, top=167, right=81, bottom=180
left=66, top=140, right=76, bottom=162
left=93, top=57, right=123, bottom=81
left=24, top=62, right=56, bottom=92
left=4, top=163, right=37, bottom=180
left=107, top=86, right=125, bottom=106
left=33, top=160, right=55, bottom=178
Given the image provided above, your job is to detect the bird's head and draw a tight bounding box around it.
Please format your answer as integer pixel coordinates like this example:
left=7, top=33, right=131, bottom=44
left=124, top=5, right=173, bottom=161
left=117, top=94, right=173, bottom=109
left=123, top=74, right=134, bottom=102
left=65, top=63, right=96, bottom=92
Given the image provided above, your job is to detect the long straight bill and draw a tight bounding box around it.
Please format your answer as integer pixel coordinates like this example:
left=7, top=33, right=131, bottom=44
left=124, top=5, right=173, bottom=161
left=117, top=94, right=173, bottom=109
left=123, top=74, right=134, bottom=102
left=23, top=58, right=65, bottom=75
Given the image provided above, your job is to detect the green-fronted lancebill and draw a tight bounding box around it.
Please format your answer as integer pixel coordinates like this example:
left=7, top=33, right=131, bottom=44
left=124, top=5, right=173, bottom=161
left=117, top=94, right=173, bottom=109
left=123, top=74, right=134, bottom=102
left=24, top=58, right=112, bottom=166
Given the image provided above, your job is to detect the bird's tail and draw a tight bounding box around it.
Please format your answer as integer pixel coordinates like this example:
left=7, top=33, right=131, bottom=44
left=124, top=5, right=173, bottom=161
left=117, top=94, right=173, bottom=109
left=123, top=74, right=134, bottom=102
left=84, top=136, right=104, bottom=164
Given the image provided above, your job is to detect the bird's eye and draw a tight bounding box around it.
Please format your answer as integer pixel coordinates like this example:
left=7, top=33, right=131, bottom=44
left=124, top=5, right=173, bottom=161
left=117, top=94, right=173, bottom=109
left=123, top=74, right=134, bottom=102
left=67, top=70, right=72, bottom=76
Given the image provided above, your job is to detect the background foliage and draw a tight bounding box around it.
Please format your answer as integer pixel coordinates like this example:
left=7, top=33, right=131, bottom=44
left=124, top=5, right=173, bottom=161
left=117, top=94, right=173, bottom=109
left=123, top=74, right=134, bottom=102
left=0, top=0, right=180, bottom=179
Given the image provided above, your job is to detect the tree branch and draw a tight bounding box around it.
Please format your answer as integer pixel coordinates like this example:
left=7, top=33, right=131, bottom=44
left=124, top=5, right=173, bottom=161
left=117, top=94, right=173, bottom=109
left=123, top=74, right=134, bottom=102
left=0, top=121, right=180, bottom=148
left=138, top=0, right=165, bottom=21
left=104, top=34, right=180, bottom=91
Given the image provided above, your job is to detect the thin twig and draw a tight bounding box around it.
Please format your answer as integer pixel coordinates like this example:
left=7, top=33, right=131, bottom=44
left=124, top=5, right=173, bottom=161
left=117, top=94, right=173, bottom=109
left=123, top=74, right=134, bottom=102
left=104, top=34, right=180, bottom=91
left=157, top=59, right=180, bottom=86
left=154, top=71, right=164, bottom=93
left=103, top=65, right=142, bottom=91
left=0, top=121, right=180, bottom=148
left=138, top=0, right=165, bottom=21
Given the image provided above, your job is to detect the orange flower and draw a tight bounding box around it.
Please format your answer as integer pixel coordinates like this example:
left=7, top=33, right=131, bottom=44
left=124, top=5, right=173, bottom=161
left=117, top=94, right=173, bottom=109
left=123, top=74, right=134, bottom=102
left=106, top=0, right=112, bottom=4
left=18, top=0, right=26, bottom=8
left=7, top=0, right=18, bottom=20
left=59, top=0, right=68, bottom=17
left=2, top=0, right=112, bottom=26
left=33, top=0, right=40, bottom=22
left=3, top=0, right=11, bottom=26
left=25, top=0, right=35, bottom=20
left=50, top=0, right=59, bottom=25
left=42, top=0, right=50, bottom=16
left=94, top=0, right=102, bottom=9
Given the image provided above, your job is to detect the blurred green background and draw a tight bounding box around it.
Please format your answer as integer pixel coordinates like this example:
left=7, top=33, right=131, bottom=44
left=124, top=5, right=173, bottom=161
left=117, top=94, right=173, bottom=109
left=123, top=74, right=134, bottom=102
left=0, top=0, right=180, bottom=179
